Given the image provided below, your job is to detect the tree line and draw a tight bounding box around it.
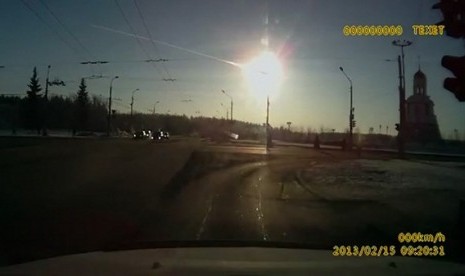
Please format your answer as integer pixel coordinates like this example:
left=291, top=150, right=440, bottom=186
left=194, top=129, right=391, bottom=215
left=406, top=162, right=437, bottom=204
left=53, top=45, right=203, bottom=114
left=0, top=67, right=106, bottom=134
left=0, top=67, right=270, bottom=139
left=0, top=67, right=406, bottom=148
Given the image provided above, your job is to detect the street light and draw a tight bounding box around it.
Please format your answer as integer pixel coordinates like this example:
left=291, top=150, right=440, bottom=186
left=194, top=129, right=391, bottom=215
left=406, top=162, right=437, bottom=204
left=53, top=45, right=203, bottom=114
left=42, top=65, right=51, bottom=136
left=339, top=66, right=354, bottom=150
left=392, top=39, right=412, bottom=158
left=130, top=88, right=140, bottom=117
left=220, top=102, right=229, bottom=120
left=153, top=101, right=160, bottom=115
left=220, top=90, right=233, bottom=121
left=265, top=96, right=271, bottom=149
left=107, top=76, right=119, bottom=136
left=130, top=88, right=140, bottom=131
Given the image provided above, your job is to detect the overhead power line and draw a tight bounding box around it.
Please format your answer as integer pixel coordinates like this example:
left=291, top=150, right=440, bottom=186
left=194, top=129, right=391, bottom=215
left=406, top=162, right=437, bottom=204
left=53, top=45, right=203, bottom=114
left=133, top=0, right=173, bottom=80
left=38, top=0, right=94, bottom=59
left=80, top=61, right=109, bottom=64
left=38, top=0, right=102, bottom=75
left=20, top=0, right=83, bottom=59
left=113, top=0, right=166, bottom=79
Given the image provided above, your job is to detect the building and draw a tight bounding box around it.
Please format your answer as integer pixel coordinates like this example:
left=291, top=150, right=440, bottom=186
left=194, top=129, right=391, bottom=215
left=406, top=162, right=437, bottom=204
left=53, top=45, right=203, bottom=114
left=405, top=66, right=442, bottom=143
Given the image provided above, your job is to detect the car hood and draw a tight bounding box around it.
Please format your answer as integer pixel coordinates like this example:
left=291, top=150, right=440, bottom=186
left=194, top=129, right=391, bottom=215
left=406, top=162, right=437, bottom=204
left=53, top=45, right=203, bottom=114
left=1, top=246, right=465, bottom=275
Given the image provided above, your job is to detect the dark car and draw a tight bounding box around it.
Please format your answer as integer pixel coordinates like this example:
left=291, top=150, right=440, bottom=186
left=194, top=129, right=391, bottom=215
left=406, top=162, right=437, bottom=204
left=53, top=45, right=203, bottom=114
left=133, top=130, right=151, bottom=139
left=152, top=129, right=170, bottom=140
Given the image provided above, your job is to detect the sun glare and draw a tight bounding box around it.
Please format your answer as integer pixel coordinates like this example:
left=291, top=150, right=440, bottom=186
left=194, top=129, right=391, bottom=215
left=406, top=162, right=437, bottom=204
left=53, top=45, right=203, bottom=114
left=242, top=50, right=284, bottom=100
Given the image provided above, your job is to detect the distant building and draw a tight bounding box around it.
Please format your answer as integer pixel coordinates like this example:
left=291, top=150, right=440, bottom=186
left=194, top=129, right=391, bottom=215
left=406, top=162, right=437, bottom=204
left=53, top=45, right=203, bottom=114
left=405, top=66, right=442, bottom=143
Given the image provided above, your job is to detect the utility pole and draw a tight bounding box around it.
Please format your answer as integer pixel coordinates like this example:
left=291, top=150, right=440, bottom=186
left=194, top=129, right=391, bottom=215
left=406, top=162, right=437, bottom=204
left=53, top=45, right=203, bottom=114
left=130, top=88, right=140, bottom=117
left=392, top=39, right=412, bottom=159
left=220, top=102, right=229, bottom=120
left=45, top=65, right=51, bottom=99
left=130, top=88, right=139, bottom=131
left=107, top=76, right=119, bottom=136
left=339, top=67, right=354, bottom=150
left=42, top=65, right=51, bottom=136
left=151, top=101, right=160, bottom=115
left=221, top=90, right=233, bottom=121
left=266, top=96, right=270, bottom=149
left=397, top=55, right=405, bottom=157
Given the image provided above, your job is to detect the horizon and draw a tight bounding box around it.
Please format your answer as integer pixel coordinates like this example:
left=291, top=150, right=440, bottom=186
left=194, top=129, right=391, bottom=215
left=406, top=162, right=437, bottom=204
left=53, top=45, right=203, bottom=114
left=0, top=0, right=464, bottom=138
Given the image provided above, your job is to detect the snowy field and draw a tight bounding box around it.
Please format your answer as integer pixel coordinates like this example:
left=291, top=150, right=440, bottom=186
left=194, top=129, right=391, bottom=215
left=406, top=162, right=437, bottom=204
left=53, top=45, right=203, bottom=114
left=298, top=159, right=465, bottom=200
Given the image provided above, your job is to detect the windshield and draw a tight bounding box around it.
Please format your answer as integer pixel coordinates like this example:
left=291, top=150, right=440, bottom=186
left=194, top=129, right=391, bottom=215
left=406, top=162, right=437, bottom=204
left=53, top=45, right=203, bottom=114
left=1, top=0, right=465, bottom=268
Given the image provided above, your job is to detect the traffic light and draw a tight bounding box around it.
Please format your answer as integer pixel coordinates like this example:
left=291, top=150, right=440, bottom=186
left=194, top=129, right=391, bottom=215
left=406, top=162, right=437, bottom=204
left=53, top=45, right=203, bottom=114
left=441, top=55, right=465, bottom=101
left=432, top=0, right=465, bottom=38
left=433, top=0, right=465, bottom=102
left=351, top=120, right=356, bottom=128
left=395, top=123, right=400, bottom=131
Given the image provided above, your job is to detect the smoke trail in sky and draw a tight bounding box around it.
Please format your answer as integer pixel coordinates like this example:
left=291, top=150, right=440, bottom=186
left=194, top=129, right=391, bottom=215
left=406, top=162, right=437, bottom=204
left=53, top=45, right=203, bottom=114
left=91, top=24, right=243, bottom=69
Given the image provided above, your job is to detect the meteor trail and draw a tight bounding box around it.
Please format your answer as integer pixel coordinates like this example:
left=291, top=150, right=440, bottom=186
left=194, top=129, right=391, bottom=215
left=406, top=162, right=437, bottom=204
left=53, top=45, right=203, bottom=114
left=91, top=24, right=242, bottom=69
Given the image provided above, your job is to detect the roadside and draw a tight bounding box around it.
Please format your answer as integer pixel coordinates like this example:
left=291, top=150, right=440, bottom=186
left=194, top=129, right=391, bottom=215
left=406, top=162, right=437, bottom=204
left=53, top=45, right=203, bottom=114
left=293, top=157, right=465, bottom=262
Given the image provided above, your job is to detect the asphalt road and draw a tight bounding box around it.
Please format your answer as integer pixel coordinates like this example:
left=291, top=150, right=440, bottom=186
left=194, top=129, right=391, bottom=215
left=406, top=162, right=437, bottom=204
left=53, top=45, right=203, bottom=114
left=141, top=145, right=465, bottom=260
left=137, top=144, right=465, bottom=262
left=1, top=138, right=465, bottom=265
left=0, top=136, right=198, bottom=265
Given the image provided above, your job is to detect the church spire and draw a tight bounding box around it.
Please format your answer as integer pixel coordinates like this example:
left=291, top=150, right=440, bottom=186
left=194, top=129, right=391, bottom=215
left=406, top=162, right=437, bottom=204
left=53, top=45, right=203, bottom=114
left=413, top=55, right=426, bottom=95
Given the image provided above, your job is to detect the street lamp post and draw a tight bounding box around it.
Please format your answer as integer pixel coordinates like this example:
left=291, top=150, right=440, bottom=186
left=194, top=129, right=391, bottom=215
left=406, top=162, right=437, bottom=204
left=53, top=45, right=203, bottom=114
left=392, top=39, right=412, bottom=159
left=107, top=76, right=119, bottom=136
left=130, top=88, right=140, bottom=117
left=130, top=88, right=140, bottom=131
left=153, top=101, right=160, bottom=115
left=266, top=95, right=271, bottom=149
left=220, top=103, right=229, bottom=120
left=339, top=67, right=354, bottom=150
left=221, top=90, right=233, bottom=121
left=42, top=65, right=51, bottom=136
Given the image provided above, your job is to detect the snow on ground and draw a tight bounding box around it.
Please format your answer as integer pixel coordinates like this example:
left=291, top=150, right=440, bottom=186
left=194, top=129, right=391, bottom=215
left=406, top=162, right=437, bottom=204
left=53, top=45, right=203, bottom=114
left=298, top=159, right=465, bottom=201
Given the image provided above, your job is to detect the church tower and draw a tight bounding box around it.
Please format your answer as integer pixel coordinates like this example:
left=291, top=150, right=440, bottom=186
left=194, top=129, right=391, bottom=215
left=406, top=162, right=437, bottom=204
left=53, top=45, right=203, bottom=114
left=413, top=65, right=426, bottom=96
left=405, top=63, right=442, bottom=143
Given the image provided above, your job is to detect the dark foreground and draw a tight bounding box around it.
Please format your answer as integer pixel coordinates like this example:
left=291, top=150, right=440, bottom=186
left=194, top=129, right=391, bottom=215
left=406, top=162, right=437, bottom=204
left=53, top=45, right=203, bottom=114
left=1, top=137, right=464, bottom=266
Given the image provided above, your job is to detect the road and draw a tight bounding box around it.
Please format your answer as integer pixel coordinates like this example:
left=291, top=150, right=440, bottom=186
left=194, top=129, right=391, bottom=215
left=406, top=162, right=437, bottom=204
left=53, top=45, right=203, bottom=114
left=1, top=138, right=465, bottom=265
left=137, top=143, right=465, bottom=261
left=0, top=136, right=198, bottom=265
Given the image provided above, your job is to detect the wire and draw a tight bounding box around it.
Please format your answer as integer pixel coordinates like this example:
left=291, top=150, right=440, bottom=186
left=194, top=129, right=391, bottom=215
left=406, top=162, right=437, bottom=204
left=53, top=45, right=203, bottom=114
left=38, top=0, right=102, bottom=75
left=113, top=0, right=166, bottom=79
left=20, top=0, right=83, bottom=59
left=133, top=0, right=173, bottom=80
left=38, top=0, right=94, bottom=60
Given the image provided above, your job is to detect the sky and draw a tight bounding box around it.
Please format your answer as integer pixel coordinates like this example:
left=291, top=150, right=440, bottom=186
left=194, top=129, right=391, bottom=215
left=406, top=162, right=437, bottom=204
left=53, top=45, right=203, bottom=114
left=0, top=0, right=464, bottom=137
